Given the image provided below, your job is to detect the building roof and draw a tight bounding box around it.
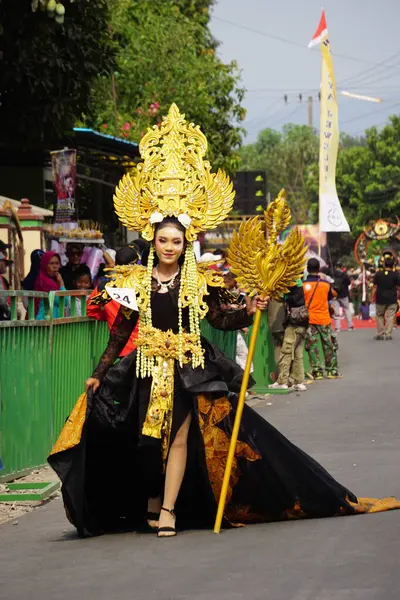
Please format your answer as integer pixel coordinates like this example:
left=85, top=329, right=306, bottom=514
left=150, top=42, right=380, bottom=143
left=0, top=196, right=53, bottom=217
left=73, top=128, right=139, bottom=157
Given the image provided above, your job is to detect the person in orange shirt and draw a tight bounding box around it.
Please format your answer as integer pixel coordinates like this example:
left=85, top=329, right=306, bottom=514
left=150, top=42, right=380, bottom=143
left=303, top=258, right=341, bottom=380
left=87, top=246, right=139, bottom=356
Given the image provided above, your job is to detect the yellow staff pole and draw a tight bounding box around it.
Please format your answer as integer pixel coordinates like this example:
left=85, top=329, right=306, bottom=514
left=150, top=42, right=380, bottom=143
left=213, top=307, right=263, bottom=534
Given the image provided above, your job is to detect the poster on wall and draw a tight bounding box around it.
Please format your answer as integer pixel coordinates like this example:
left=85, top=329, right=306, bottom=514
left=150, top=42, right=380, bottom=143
left=51, top=148, right=77, bottom=228
left=281, top=225, right=328, bottom=265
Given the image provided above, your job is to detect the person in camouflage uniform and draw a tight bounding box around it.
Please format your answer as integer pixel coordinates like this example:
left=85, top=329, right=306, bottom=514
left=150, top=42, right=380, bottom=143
left=267, top=298, right=286, bottom=382
left=305, top=325, right=338, bottom=379
left=303, top=258, right=341, bottom=380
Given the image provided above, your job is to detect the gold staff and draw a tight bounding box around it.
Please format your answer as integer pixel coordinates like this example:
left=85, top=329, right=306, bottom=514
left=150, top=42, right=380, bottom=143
left=213, top=190, right=307, bottom=534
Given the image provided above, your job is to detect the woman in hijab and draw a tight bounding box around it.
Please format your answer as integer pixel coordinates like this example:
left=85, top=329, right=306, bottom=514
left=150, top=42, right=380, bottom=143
left=22, top=249, right=45, bottom=291
left=34, top=251, right=66, bottom=319
left=21, top=249, right=44, bottom=312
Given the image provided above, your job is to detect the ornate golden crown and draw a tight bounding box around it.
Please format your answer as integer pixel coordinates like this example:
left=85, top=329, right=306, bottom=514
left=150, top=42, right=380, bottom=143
left=114, top=103, right=235, bottom=242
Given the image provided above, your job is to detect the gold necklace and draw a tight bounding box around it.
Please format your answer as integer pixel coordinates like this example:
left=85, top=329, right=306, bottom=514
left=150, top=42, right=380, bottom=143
left=155, top=266, right=180, bottom=293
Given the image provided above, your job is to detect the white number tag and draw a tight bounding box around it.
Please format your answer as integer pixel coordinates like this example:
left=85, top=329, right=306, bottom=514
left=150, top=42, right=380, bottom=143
left=105, top=286, right=138, bottom=311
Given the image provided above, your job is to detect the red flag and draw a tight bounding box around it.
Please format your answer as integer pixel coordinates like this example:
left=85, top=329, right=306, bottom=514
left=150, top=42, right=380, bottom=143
left=308, top=9, right=328, bottom=48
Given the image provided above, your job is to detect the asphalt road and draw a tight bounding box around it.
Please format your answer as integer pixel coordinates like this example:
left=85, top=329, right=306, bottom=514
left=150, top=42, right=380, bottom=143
left=1, top=329, right=399, bottom=600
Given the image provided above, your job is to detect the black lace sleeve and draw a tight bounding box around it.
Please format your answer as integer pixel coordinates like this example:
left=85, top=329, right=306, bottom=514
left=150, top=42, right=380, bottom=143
left=206, top=287, right=253, bottom=331
left=92, top=307, right=138, bottom=380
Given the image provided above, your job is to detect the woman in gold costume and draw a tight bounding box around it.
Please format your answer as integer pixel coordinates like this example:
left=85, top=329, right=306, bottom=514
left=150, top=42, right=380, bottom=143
left=48, top=105, right=400, bottom=538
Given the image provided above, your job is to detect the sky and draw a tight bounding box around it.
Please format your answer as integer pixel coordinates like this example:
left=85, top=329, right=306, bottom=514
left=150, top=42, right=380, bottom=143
left=209, top=0, right=400, bottom=142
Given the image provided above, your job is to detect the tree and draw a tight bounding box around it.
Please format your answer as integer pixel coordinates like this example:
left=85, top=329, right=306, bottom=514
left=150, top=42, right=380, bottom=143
left=239, top=125, right=319, bottom=222
left=0, top=0, right=115, bottom=147
left=339, top=133, right=367, bottom=149
left=335, top=116, right=400, bottom=235
left=83, top=0, right=245, bottom=171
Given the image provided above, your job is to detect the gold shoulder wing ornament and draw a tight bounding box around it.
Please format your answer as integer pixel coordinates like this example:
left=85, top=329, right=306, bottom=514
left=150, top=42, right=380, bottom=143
left=228, top=190, right=307, bottom=299
left=104, top=264, right=149, bottom=312
left=196, top=262, right=225, bottom=288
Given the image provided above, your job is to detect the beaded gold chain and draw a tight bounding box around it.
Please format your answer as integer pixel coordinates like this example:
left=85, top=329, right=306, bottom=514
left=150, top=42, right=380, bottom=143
left=136, top=243, right=205, bottom=377
left=136, top=244, right=155, bottom=378
left=178, top=244, right=204, bottom=369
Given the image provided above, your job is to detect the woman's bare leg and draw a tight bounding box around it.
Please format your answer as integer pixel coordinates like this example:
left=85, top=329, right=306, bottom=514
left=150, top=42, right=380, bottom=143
left=147, top=496, right=161, bottom=527
left=158, top=412, right=192, bottom=536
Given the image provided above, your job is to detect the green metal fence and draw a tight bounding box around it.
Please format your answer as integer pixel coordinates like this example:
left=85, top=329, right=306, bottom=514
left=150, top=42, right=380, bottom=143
left=0, top=291, right=277, bottom=479
left=0, top=291, right=109, bottom=479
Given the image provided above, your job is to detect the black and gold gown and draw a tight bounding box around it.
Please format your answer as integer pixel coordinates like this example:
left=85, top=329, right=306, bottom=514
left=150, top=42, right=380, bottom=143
left=48, top=278, right=400, bottom=537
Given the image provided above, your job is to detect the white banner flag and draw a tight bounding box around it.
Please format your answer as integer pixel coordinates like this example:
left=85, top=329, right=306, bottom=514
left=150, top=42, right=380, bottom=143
left=310, top=10, right=350, bottom=233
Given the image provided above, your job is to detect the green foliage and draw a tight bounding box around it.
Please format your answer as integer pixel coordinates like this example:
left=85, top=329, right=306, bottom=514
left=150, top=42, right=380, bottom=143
left=173, top=0, right=215, bottom=27
left=239, top=125, right=319, bottom=223
left=339, top=132, right=367, bottom=149
left=0, top=0, right=114, bottom=147
left=240, top=118, right=400, bottom=236
left=84, top=0, right=245, bottom=171
left=32, top=0, right=67, bottom=25
left=367, top=239, right=390, bottom=260
left=335, top=116, right=400, bottom=236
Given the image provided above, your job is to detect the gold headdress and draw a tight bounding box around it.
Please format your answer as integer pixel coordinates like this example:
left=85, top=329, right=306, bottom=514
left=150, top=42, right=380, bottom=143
left=228, top=189, right=307, bottom=299
left=114, top=103, right=235, bottom=242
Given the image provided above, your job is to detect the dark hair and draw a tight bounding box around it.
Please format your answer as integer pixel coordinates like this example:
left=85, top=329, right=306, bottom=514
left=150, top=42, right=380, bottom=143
left=154, top=216, right=186, bottom=236
left=116, top=246, right=140, bottom=266
left=214, top=248, right=226, bottom=259
left=384, top=256, right=395, bottom=268
left=130, top=238, right=149, bottom=254
left=66, top=243, right=83, bottom=253
left=22, top=249, right=45, bottom=291
left=73, top=264, right=91, bottom=282
left=307, top=258, right=320, bottom=273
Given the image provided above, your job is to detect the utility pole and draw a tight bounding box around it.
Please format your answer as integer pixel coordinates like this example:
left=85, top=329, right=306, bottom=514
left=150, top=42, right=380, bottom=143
left=308, top=96, right=313, bottom=128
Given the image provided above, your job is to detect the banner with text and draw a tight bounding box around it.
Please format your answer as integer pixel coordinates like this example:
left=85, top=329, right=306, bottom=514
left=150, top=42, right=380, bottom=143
left=309, top=11, right=350, bottom=233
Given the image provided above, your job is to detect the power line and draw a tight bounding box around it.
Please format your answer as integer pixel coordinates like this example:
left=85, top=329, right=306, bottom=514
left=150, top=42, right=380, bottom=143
left=338, top=51, right=400, bottom=88
left=352, top=120, right=390, bottom=136
left=244, top=97, right=283, bottom=128
left=342, top=63, right=400, bottom=91
left=269, top=103, right=303, bottom=128
left=341, top=101, right=400, bottom=125
left=246, top=85, right=400, bottom=94
left=245, top=101, right=303, bottom=135
left=246, top=88, right=319, bottom=94
left=212, top=16, right=394, bottom=66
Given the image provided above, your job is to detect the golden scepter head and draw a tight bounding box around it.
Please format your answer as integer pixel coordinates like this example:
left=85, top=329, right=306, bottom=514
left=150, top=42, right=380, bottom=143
left=228, top=189, right=307, bottom=299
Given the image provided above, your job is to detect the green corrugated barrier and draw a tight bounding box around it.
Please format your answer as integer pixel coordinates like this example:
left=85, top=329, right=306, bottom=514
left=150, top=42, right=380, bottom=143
left=0, top=291, right=277, bottom=479
left=0, top=291, right=109, bottom=479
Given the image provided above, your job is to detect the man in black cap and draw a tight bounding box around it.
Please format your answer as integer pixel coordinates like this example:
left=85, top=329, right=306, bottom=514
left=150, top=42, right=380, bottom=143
left=373, top=255, right=400, bottom=340
left=332, top=264, right=353, bottom=332
left=0, top=240, right=11, bottom=255
left=60, top=243, right=91, bottom=290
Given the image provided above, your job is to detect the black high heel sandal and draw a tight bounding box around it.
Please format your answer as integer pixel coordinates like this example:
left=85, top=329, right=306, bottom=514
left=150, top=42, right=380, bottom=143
left=157, top=506, right=177, bottom=538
